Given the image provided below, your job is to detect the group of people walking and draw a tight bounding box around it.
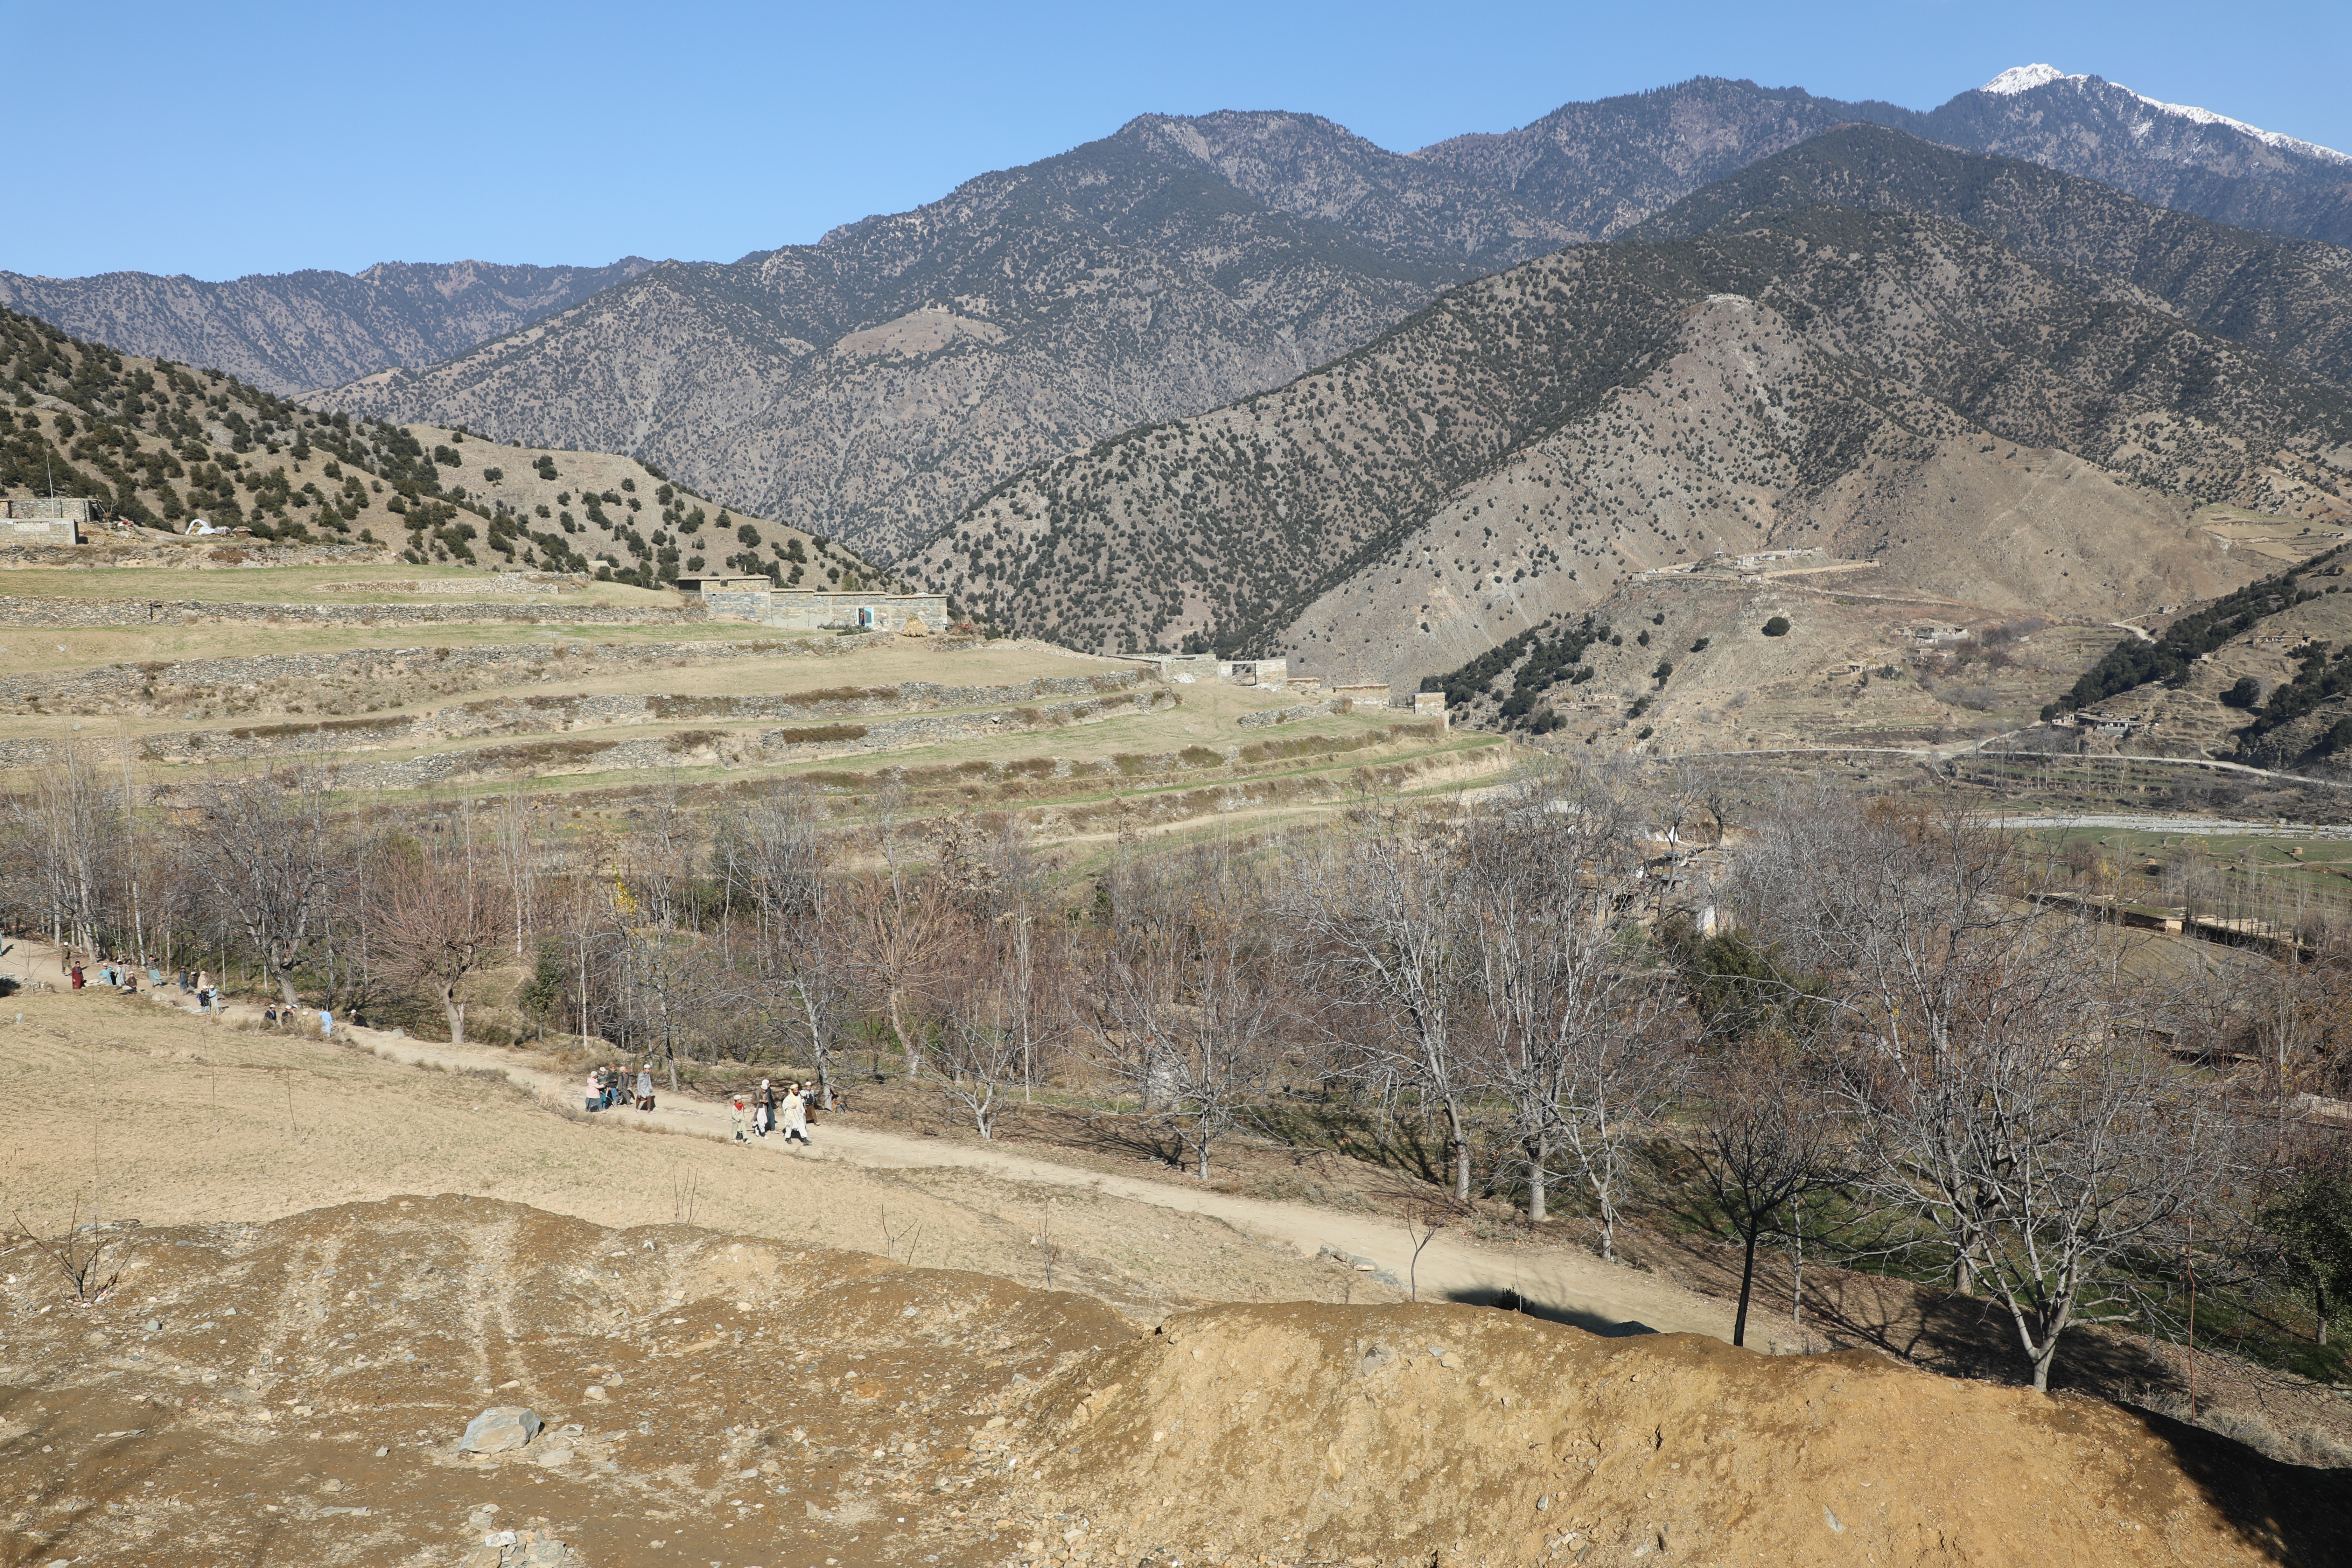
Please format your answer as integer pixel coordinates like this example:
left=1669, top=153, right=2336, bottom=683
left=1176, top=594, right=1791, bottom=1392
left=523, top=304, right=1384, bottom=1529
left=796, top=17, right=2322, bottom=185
left=582, top=1065, right=814, bottom=1146
left=731, top=1079, right=815, bottom=1146
left=67, top=957, right=220, bottom=1013
left=586, top=1064, right=659, bottom=1112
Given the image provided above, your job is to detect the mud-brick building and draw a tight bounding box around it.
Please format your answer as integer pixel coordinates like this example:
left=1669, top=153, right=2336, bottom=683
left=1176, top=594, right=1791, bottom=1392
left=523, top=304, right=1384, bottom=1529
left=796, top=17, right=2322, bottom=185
left=3, top=498, right=86, bottom=545
left=676, top=576, right=949, bottom=633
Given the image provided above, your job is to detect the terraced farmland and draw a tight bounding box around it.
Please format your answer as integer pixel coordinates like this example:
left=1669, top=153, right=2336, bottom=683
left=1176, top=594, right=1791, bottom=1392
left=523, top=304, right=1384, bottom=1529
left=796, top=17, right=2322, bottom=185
left=0, top=559, right=1506, bottom=845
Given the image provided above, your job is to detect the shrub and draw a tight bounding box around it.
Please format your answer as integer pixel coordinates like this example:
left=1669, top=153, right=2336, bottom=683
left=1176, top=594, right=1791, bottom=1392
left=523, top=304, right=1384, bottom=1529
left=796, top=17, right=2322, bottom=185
left=2221, top=676, right=2262, bottom=709
left=1762, top=616, right=1791, bottom=637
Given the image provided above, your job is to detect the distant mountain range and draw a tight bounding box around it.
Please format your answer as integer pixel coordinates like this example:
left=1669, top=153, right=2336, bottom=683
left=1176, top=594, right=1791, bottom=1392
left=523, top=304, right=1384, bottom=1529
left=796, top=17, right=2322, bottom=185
left=917, top=135, right=2352, bottom=687
left=0, top=258, right=654, bottom=397
left=1625, top=125, right=2352, bottom=396
left=8, top=65, right=2351, bottom=575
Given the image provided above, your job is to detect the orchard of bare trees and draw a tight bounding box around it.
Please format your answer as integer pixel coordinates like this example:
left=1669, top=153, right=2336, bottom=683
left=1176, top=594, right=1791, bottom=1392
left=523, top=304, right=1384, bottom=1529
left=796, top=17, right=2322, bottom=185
left=4, top=746, right=2351, bottom=1398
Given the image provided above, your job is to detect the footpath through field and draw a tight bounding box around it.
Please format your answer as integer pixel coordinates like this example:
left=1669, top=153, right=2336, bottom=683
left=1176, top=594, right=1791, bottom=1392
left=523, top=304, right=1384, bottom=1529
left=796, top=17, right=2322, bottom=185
left=31, top=941, right=1755, bottom=1347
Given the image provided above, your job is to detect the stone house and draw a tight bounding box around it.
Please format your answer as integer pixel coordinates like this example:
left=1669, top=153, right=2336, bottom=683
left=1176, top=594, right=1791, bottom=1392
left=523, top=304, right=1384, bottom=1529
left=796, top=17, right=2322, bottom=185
left=4, top=497, right=86, bottom=545
left=676, top=577, right=949, bottom=633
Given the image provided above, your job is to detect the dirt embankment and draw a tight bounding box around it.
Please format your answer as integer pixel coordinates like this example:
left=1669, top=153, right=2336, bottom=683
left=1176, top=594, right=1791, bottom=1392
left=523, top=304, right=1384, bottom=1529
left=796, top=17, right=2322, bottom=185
left=1017, top=1303, right=2346, bottom=1568
left=4, top=1199, right=2340, bottom=1568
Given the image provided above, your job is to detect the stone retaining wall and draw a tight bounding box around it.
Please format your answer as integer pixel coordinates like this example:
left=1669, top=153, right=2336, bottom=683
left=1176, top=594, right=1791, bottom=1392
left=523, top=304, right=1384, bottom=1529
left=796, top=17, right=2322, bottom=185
left=0, top=671, right=1155, bottom=770
left=316, top=689, right=1175, bottom=789
left=1235, top=696, right=1358, bottom=728
left=0, top=632, right=920, bottom=717
left=0, top=597, right=704, bottom=629
left=1, top=542, right=391, bottom=570
left=0, top=649, right=1134, bottom=729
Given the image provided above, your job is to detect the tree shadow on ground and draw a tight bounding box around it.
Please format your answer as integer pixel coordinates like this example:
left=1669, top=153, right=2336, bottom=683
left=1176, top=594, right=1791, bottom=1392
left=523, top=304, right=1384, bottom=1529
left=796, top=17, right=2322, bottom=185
left=2124, top=1403, right=2350, bottom=1565
left=1444, top=1286, right=1659, bottom=1338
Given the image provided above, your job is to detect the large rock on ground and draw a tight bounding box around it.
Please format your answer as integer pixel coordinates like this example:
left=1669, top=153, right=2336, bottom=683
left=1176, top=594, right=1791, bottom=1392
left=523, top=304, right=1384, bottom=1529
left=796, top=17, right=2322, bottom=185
left=458, top=1405, right=542, bottom=1453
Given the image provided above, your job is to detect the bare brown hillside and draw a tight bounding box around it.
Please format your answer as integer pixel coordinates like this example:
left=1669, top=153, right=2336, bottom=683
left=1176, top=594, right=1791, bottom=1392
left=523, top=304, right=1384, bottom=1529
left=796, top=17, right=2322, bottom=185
left=7, top=1198, right=2342, bottom=1568
left=922, top=210, right=2352, bottom=684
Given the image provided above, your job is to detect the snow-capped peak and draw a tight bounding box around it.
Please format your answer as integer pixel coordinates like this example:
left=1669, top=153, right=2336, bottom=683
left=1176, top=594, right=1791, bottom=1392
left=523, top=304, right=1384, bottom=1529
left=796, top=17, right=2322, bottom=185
left=1972, top=63, right=2352, bottom=165
left=2124, top=87, right=2352, bottom=165
left=1980, top=64, right=2073, bottom=96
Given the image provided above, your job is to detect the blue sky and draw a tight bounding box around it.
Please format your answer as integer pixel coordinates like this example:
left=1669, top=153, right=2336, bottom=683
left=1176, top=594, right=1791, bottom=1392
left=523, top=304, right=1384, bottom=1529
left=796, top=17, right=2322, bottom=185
left=9, top=0, right=2348, bottom=280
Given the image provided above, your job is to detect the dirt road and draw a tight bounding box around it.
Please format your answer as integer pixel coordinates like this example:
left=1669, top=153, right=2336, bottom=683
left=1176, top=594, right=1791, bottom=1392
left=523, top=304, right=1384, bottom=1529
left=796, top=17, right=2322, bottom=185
left=73, top=953, right=1752, bottom=1346
left=21, top=924, right=1756, bottom=1348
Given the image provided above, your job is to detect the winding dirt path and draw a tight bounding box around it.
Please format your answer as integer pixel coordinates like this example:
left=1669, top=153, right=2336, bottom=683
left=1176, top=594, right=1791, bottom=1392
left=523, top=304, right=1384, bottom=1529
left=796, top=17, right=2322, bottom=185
left=49, top=941, right=1763, bottom=1348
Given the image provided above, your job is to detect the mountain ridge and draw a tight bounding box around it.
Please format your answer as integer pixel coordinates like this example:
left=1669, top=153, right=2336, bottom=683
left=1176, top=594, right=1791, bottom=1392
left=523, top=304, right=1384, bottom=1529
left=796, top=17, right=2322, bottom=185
left=19, top=66, right=2352, bottom=569
left=0, top=256, right=655, bottom=399
left=1623, top=125, right=2352, bottom=395
left=910, top=208, right=2352, bottom=694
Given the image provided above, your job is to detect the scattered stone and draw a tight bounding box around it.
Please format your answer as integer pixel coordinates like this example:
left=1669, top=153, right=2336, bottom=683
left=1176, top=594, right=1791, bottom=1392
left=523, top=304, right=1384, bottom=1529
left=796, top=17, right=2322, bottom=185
left=534, top=1446, right=573, bottom=1469
left=142, top=1318, right=162, bottom=1332
left=582, top=1385, right=608, bottom=1402
left=459, top=1406, right=542, bottom=1453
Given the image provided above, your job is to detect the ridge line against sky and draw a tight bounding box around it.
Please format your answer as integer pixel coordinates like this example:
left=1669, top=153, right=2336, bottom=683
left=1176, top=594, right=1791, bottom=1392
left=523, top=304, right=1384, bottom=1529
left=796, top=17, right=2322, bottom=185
left=6, top=0, right=2348, bottom=281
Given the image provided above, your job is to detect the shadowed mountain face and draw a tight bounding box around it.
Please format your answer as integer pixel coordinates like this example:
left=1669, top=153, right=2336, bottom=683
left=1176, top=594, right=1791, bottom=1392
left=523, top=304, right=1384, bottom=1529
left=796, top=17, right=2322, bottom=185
left=0, top=257, right=654, bottom=397
left=913, top=210, right=2352, bottom=684
left=1626, top=125, right=2352, bottom=396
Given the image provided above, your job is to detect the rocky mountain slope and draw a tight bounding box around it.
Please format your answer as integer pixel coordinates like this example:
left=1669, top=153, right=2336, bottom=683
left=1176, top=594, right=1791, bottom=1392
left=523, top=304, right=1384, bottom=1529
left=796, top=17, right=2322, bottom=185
left=1411, top=76, right=1923, bottom=240
left=1417, top=66, right=2352, bottom=248
left=311, top=124, right=1506, bottom=561
left=913, top=210, right=2352, bottom=689
left=300, top=70, right=2352, bottom=568
left=0, top=257, right=652, bottom=398
left=2042, top=546, right=2352, bottom=778
left=1628, top=125, right=2352, bottom=394
left=0, top=306, right=873, bottom=584
left=1927, top=65, right=2352, bottom=247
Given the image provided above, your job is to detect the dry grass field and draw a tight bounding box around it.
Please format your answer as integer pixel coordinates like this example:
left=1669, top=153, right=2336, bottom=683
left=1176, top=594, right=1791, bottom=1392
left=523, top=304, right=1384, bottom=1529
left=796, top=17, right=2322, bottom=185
left=0, top=556, right=1507, bottom=848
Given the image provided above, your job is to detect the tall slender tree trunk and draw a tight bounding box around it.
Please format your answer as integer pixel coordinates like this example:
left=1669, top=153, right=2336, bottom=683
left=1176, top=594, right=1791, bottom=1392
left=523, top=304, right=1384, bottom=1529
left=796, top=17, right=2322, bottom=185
left=1526, top=1133, right=1549, bottom=1223
left=1733, top=1230, right=1759, bottom=1348
left=889, top=986, right=920, bottom=1079
left=1445, top=1095, right=1470, bottom=1202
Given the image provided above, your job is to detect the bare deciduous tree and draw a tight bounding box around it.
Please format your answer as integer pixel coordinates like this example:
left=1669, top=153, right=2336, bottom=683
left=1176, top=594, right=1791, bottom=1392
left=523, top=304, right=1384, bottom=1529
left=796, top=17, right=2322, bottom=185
left=1744, top=792, right=2241, bottom=1390
left=1090, top=852, right=1284, bottom=1180
left=177, top=767, right=344, bottom=1007
left=1690, top=1060, right=1851, bottom=1347
left=843, top=867, right=958, bottom=1081
left=374, top=855, right=514, bottom=1048
left=1464, top=769, right=1673, bottom=1231
left=1288, top=805, right=1478, bottom=1199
